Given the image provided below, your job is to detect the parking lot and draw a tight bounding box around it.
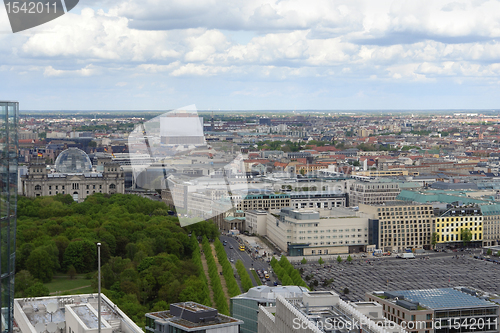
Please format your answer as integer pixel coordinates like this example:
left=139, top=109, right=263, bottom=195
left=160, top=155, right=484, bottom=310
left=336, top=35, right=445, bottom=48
left=298, top=253, right=500, bottom=302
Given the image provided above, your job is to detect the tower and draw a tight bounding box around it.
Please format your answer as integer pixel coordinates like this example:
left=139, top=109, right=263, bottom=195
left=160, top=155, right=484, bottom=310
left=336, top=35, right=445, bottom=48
left=211, top=111, right=215, bottom=131
left=0, top=101, right=18, bottom=333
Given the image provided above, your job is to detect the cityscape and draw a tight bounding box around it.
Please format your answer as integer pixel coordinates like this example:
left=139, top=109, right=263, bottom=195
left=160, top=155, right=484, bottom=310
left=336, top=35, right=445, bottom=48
left=2, top=107, right=500, bottom=333
left=3, top=0, right=500, bottom=333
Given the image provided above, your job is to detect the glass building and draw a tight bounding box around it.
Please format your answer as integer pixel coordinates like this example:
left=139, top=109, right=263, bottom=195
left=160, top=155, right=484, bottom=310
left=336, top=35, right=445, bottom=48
left=0, top=101, right=18, bottom=333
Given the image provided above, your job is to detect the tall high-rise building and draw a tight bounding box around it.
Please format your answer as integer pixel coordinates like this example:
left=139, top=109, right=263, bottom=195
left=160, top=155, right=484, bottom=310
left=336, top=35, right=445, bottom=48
left=0, top=101, right=18, bottom=333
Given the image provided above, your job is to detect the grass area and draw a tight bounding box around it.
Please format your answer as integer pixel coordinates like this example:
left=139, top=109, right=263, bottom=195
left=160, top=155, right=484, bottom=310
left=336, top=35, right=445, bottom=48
left=250, top=269, right=263, bottom=286
left=44, top=275, right=94, bottom=294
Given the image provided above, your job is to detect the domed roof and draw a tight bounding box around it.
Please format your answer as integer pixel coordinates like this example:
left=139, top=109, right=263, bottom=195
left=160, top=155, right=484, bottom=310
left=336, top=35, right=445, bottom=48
left=55, top=148, right=92, bottom=174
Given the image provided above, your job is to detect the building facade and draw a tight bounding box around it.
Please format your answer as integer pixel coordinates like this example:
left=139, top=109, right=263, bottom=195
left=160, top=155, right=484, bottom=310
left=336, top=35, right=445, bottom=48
left=231, top=285, right=308, bottom=333
left=360, top=202, right=434, bottom=252
left=479, top=204, right=500, bottom=247
left=265, top=207, right=370, bottom=256
left=349, top=182, right=401, bottom=206
left=0, top=101, right=18, bottom=333
left=290, top=192, right=348, bottom=209
left=21, top=148, right=125, bottom=202
left=434, top=205, right=483, bottom=248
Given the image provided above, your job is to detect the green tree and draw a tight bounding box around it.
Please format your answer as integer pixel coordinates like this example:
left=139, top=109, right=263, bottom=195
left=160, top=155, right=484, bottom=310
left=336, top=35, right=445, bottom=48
left=431, top=232, right=439, bottom=249
left=26, top=248, right=55, bottom=283
left=318, top=257, right=324, bottom=265
left=460, top=228, right=473, bottom=247
left=25, top=282, right=50, bottom=297
left=487, top=249, right=493, bottom=256
left=63, top=239, right=96, bottom=273
left=347, top=255, right=352, bottom=263
left=15, top=270, right=37, bottom=295
left=67, top=265, right=77, bottom=279
left=301, top=257, right=307, bottom=264
left=337, top=255, right=342, bottom=264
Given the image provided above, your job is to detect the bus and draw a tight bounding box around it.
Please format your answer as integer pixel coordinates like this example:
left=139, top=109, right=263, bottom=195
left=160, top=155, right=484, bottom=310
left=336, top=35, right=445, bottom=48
left=239, top=245, right=245, bottom=251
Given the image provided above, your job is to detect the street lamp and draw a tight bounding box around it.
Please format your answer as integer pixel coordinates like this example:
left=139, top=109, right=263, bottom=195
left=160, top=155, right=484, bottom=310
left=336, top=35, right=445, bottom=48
left=97, top=242, right=101, bottom=333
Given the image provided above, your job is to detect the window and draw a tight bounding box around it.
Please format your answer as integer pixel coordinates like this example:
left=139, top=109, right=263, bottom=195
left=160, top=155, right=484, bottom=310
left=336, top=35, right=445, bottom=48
left=35, top=185, right=41, bottom=191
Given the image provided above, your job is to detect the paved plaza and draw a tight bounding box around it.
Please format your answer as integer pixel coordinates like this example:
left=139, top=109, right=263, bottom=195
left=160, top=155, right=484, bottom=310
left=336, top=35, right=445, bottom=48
left=297, top=254, right=500, bottom=302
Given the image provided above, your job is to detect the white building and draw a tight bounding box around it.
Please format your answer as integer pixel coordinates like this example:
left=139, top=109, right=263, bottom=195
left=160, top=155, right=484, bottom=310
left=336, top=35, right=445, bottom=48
left=265, top=207, right=371, bottom=256
left=258, top=291, right=405, bottom=333
left=245, top=210, right=268, bottom=235
left=14, top=294, right=142, bottom=333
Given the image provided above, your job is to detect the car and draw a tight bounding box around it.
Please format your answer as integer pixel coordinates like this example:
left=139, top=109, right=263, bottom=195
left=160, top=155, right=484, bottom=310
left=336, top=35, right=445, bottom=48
left=273, top=281, right=278, bottom=286
left=230, top=259, right=234, bottom=263
left=223, top=242, right=227, bottom=246
left=229, top=246, right=233, bottom=249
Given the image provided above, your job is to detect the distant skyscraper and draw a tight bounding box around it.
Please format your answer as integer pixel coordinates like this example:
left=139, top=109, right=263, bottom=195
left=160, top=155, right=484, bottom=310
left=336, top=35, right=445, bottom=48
left=0, top=101, right=18, bottom=333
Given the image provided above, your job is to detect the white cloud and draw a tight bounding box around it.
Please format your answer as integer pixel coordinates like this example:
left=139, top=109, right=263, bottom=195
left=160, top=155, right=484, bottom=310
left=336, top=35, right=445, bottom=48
left=3, top=0, right=500, bottom=109
left=43, top=64, right=99, bottom=77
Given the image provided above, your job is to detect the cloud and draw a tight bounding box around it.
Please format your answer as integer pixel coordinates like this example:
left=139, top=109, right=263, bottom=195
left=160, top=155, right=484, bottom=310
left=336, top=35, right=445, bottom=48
left=3, top=0, right=500, bottom=110
left=43, top=64, right=99, bottom=77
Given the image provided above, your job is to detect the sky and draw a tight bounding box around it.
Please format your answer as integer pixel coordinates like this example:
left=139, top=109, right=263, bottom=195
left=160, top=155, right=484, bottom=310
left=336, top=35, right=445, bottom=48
left=1, top=0, right=500, bottom=110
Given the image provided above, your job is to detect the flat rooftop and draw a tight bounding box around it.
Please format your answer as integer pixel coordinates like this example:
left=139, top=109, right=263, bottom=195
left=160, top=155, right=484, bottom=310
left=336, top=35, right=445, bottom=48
left=388, top=288, right=496, bottom=309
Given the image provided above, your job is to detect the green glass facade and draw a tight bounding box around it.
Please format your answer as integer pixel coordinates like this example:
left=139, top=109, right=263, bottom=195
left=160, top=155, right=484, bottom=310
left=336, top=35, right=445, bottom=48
left=0, top=101, right=18, bottom=333
left=231, top=298, right=272, bottom=333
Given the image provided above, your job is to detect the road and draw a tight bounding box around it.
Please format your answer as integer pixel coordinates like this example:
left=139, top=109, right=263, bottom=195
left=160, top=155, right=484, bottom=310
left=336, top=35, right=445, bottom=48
left=220, top=235, right=275, bottom=287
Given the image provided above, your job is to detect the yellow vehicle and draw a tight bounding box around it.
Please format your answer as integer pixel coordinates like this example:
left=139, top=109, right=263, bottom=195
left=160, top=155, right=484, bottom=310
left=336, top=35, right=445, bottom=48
left=239, top=245, right=245, bottom=251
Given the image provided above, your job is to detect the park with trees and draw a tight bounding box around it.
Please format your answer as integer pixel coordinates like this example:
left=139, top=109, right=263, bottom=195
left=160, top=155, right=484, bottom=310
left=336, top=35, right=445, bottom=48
left=15, top=193, right=220, bottom=327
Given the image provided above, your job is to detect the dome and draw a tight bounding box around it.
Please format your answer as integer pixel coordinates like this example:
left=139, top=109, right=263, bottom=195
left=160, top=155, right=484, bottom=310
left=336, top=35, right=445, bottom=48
left=55, top=148, right=92, bottom=174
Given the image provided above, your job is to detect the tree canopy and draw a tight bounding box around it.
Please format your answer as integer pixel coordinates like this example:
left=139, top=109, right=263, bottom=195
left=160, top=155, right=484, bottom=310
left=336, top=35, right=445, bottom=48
left=16, top=193, right=219, bottom=327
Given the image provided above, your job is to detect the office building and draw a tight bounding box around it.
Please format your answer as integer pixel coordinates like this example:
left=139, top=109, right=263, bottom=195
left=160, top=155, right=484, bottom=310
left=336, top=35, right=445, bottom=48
left=145, top=302, right=242, bottom=333
left=366, top=288, right=499, bottom=333
left=477, top=204, right=500, bottom=247
left=14, top=294, right=143, bottom=333
left=349, top=182, right=401, bottom=206
left=245, top=210, right=268, bottom=235
left=360, top=202, right=434, bottom=252
left=231, top=285, right=308, bottom=333
left=258, top=291, right=404, bottom=333
left=0, top=101, right=18, bottom=333
left=266, top=207, right=370, bottom=256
